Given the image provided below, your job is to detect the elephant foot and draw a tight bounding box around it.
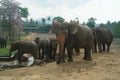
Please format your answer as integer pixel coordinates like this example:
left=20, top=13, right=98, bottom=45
left=83, top=57, right=92, bottom=61
left=68, top=58, right=73, bottom=62
left=56, top=59, right=66, bottom=64
left=76, top=53, right=80, bottom=55
left=99, top=50, right=102, bottom=53
left=45, top=58, right=52, bottom=62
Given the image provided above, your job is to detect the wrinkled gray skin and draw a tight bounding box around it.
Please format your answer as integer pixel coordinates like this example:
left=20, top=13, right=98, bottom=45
left=9, top=40, right=38, bottom=63
left=49, top=38, right=58, bottom=60
left=91, top=29, right=97, bottom=53
left=51, top=21, right=94, bottom=64
left=0, top=36, right=7, bottom=48
left=34, top=37, right=51, bottom=61
left=93, top=27, right=113, bottom=52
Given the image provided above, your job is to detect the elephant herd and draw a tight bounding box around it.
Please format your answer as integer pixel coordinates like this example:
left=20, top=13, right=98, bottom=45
left=9, top=20, right=113, bottom=65
left=50, top=20, right=113, bottom=64
left=9, top=37, right=58, bottom=63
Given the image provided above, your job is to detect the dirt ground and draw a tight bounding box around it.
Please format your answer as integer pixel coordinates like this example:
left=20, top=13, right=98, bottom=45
left=0, top=33, right=120, bottom=80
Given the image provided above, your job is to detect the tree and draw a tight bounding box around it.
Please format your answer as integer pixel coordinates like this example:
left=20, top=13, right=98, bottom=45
left=0, top=0, right=23, bottom=42
left=19, top=7, right=29, bottom=18
left=41, top=18, right=46, bottom=27
left=53, top=16, right=65, bottom=23
left=114, top=21, right=120, bottom=37
left=99, top=23, right=105, bottom=27
left=47, top=16, right=51, bottom=22
left=87, top=17, right=96, bottom=28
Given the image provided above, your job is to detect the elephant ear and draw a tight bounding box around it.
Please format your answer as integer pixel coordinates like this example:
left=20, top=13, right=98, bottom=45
left=34, top=37, right=40, bottom=44
left=68, top=21, right=79, bottom=34
left=49, top=21, right=61, bottom=33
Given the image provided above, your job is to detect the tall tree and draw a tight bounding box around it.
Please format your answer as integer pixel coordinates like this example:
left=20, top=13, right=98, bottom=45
left=19, top=7, right=29, bottom=18
left=41, top=18, right=46, bottom=27
left=53, top=16, right=65, bottom=23
left=47, top=16, right=51, bottom=22
left=114, top=21, right=120, bottom=37
left=0, top=0, right=23, bottom=42
left=87, top=17, right=96, bottom=28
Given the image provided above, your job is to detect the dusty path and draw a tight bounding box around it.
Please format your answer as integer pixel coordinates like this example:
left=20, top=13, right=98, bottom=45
left=0, top=34, right=120, bottom=80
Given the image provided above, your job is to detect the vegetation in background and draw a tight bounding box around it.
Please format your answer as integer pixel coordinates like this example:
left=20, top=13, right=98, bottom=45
left=0, top=0, right=29, bottom=43
left=85, top=17, right=120, bottom=38
left=53, top=16, right=65, bottom=23
left=0, top=45, right=10, bottom=56
left=86, top=17, right=96, bottom=28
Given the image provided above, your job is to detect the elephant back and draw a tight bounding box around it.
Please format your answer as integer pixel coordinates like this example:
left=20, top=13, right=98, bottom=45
left=39, top=38, right=50, bottom=48
left=93, top=27, right=113, bottom=44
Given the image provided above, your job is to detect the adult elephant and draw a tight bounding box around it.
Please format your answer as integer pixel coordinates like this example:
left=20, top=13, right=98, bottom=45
left=50, top=21, right=94, bottom=64
left=93, top=27, right=113, bottom=52
left=9, top=40, right=38, bottom=63
left=0, top=36, right=7, bottom=48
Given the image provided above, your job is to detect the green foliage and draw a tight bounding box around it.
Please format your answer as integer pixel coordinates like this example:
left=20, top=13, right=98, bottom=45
left=0, top=45, right=10, bottom=56
left=87, top=17, right=96, bottom=28
left=1, top=16, right=11, bottom=32
left=98, top=20, right=120, bottom=38
left=0, top=48, right=10, bottom=56
left=114, top=21, right=120, bottom=37
left=19, top=7, right=29, bottom=18
left=53, top=16, right=65, bottom=23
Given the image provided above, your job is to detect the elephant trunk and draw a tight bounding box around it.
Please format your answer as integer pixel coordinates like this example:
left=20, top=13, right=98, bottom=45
left=56, top=34, right=66, bottom=64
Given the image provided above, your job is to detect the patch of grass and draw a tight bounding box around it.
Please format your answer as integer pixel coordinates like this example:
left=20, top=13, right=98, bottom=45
left=0, top=45, right=10, bottom=56
left=0, top=48, right=10, bottom=56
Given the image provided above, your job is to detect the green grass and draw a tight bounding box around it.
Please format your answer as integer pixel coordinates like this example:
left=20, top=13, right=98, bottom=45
left=0, top=48, right=10, bottom=56
left=0, top=33, right=30, bottom=56
left=0, top=45, right=10, bottom=56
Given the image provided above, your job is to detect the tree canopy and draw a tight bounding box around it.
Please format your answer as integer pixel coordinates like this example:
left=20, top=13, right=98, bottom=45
left=53, top=16, right=65, bottom=23
left=86, top=17, right=96, bottom=28
left=0, top=0, right=29, bottom=41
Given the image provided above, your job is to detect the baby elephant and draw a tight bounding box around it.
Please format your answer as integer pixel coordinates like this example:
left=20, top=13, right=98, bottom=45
left=49, top=38, right=58, bottom=60
left=34, top=37, right=51, bottom=61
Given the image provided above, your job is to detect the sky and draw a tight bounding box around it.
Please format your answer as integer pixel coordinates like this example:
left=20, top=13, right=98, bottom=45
left=17, top=0, right=120, bottom=23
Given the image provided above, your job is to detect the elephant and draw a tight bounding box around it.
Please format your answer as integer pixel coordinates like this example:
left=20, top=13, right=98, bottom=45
left=0, top=36, right=7, bottom=48
left=9, top=40, right=38, bottom=63
left=93, top=27, right=113, bottom=52
left=50, top=21, right=94, bottom=64
left=34, top=37, right=51, bottom=61
left=91, top=29, right=97, bottom=53
left=49, top=38, right=58, bottom=60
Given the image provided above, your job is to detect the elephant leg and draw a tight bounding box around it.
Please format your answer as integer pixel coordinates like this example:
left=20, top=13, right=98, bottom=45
left=75, top=48, right=80, bottom=55
left=53, top=49, right=57, bottom=60
left=41, top=49, right=45, bottom=59
left=33, top=51, right=37, bottom=59
left=18, top=52, right=22, bottom=63
left=83, top=48, right=92, bottom=61
left=98, top=42, right=102, bottom=53
left=56, top=52, right=66, bottom=64
left=94, top=37, right=97, bottom=53
left=49, top=51, right=53, bottom=59
left=93, top=42, right=97, bottom=53
left=107, top=44, right=110, bottom=52
left=102, top=44, right=105, bottom=51
left=56, top=46, right=66, bottom=64
left=38, top=48, right=41, bottom=59
left=46, top=51, right=51, bottom=61
left=67, top=47, right=73, bottom=62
